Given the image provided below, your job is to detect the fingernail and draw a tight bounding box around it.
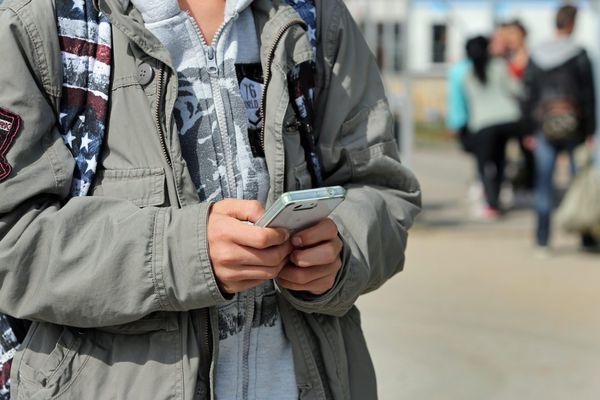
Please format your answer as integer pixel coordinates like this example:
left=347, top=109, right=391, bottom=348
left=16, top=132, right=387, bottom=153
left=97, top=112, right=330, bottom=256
left=292, top=236, right=303, bottom=247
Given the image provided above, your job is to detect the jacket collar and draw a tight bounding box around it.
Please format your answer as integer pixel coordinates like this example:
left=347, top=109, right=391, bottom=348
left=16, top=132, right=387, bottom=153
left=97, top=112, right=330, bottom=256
left=95, top=0, right=129, bottom=14
left=96, top=0, right=174, bottom=69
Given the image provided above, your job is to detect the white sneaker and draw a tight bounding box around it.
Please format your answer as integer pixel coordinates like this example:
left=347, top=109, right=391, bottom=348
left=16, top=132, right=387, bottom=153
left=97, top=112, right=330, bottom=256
left=534, top=246, right=551, bottom=260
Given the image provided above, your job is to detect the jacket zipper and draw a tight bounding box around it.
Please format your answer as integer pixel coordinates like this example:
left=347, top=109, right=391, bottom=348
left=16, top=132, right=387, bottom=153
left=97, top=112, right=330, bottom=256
left=242, top=290, right=256, bottom=400
left=187, top=13, right=238, bottom=198
left=202, top=308, right=212, bottom=399
left=259, top=19, right=307, bottom=153
left=154, top=64, right=186, bottom=208
left=153, top=65, right=172, bottom=167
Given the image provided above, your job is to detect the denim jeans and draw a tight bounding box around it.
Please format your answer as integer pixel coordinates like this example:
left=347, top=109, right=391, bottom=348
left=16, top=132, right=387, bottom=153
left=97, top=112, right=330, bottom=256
left=534, top=133, right=579, bottom=246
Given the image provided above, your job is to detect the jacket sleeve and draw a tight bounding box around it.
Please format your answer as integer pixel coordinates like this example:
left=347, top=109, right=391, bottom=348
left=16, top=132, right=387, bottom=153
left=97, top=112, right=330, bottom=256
left=0, top=6, right=227, bottom=328
left=280, top=0, right=421, bottom=317
left=577, top=51, right=596, bottom=138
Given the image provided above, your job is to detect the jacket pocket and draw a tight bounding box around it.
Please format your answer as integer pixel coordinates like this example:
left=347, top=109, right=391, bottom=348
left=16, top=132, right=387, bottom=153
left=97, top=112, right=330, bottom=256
left=90, top=167, right=166, bottom=207
left=303, top=308, right=377, bottom=400
left=14, top=323, right=90, bottom=399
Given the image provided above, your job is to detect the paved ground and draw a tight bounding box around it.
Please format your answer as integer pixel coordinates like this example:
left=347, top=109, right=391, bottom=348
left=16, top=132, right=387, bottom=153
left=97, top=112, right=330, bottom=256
left=357, top=146, right=600, bottom=400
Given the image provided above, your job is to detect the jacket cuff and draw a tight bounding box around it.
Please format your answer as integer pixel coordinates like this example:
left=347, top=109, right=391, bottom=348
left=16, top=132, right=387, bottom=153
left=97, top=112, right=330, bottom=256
left=153, top=203, right=229, bottom=311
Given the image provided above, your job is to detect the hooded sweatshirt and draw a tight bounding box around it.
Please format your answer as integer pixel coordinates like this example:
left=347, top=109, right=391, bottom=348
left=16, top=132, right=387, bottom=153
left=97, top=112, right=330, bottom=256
left=526, top=37, right=596, bottom=138
left=129, top=1, right=297, bottom=399
left=530, top=37, right=583, bottom=71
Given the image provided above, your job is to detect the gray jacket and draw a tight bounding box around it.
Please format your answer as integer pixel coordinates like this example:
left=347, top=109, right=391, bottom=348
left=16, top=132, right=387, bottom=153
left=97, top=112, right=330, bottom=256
left=0, top=0, right=421, bottom=398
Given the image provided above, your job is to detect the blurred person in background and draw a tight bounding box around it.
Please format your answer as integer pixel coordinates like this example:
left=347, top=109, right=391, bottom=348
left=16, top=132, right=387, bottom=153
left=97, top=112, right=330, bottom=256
left=489, top=23, right=509, bottom=59
left=505, top=20, right=529, bottom=80
left=504, top=20, right=536, bottom=196
left=523, top=5, right=597, bottom=252
left=463, top=35, right=522, bottom=220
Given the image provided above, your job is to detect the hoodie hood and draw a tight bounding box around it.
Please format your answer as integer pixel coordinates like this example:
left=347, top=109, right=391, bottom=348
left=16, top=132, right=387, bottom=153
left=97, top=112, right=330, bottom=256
left=131, top=0, right=254, bottom=24
left=531, top=37, right=583, bottom=70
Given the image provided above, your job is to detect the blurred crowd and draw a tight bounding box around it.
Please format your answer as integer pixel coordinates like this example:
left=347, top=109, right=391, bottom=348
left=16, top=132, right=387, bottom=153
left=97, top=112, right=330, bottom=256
left=447, top=5, right=600, bottom=255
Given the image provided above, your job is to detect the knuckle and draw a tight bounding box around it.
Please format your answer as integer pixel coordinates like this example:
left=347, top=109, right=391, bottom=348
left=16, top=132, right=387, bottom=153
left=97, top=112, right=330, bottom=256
left=249, top=200, right=264, bottom=215
left=265, top=268, right=279, bottom=280
left=290, top=269, right=309, bottom=285
left=326, top=220, right=338, bottom=235
left=325, top=245, right=338, bottom=264
left=333, top=258, right=343, bottom=271
left=334, top=236, right=343, bottom=250
left=216, top=199, right=234, bottom=212
left=211, top=220, right=229, bottom=241
left=216, top=268, right=233, bottom=282
left=220, top=254, right=236, bottom=267
left=257, top=231, right=273, bottom=248
left=290, top=252, right=301, bottom=266
left=212, top=247, right=228, bottom=262
left=267, top=250, right=282, bottom=267
left=276, top=247, right=290, bottom=263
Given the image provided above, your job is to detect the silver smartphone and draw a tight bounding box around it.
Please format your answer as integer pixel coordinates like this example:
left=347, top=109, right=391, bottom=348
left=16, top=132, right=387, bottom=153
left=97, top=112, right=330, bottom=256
left=255, top=186, right=346, bottom=232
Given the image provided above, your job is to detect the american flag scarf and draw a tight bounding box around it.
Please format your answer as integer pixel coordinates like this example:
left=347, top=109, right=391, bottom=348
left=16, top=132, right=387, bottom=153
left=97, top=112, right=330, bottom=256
left=57, top=0, right=112, bottom=197
left=0, top=1, right=112, bottom=397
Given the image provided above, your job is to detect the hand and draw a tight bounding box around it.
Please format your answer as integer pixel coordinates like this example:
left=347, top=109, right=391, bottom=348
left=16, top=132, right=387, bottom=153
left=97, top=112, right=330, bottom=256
left=208, top=199, right=293, bottom=294
left=276, top=219, right=343, bottom=296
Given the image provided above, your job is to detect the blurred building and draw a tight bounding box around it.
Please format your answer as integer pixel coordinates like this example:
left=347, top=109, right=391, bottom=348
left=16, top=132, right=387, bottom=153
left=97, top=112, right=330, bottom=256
left=344, top=0, right=598, bottom=125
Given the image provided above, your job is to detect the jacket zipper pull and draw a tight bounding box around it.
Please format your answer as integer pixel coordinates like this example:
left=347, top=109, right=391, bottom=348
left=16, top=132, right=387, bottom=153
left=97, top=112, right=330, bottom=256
left=207, top=46, right=218, bottom=75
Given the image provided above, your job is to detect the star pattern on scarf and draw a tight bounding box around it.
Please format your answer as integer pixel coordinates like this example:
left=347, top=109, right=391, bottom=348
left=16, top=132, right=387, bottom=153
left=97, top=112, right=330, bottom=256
left=284, top=0, right=317, bottom=53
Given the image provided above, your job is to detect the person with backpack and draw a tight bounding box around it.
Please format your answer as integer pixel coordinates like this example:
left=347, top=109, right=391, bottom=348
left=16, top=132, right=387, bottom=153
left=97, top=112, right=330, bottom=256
left=523, top=5, right=597, bottom=252
left=0, top=0, right=421, bottom=398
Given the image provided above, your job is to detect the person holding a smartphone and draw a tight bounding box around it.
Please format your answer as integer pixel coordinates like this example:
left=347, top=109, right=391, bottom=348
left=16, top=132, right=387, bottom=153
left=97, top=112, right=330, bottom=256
left=0, top=0, right=421, bottom=399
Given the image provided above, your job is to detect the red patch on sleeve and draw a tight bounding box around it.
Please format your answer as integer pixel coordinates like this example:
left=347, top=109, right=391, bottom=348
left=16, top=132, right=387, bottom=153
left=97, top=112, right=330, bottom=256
left=0, top=108, right=22, bottom=182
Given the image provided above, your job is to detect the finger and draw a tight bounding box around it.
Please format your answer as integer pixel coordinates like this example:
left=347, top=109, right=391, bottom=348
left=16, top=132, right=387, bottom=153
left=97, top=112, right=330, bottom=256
left=217, top=263, right=285, bottom=283
left=211, top=215, right=290, bottom=249
left=290, top=238, right=343, bottom=268
left=292, top=218, right=339, bottom=248
left=277, top=260, right=341, bottom=285
left=212, top=199, right=265, bottom=223
left=234, top=226, right=290, bottom=249
left=212, top=242, right=293, bottom=268
left=276, top=273, right=337, bottom=295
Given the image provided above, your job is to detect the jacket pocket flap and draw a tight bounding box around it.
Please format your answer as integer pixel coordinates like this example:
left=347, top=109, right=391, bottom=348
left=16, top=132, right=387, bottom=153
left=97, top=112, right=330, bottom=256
left=98, top=312, right=178, bottom=335
left=91, top=168, right=165, bottom=207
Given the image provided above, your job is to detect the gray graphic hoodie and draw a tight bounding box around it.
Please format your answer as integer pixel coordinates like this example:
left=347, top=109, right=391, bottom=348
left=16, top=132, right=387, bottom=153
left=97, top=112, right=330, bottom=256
left=130, top=1, right=297, bottom=399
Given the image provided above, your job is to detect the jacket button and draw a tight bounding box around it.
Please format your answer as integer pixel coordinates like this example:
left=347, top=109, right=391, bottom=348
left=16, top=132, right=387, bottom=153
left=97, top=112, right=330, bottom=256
left=137, top=63, right=154, bottom=86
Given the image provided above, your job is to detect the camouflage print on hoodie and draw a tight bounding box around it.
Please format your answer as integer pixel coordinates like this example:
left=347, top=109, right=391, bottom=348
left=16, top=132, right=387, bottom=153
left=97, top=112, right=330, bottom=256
left=130, top=1, right=298, bottom=399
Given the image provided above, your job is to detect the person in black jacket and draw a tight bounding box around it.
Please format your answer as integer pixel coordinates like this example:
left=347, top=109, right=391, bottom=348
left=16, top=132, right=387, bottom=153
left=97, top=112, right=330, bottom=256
left=523, top=5, right=597, bottom=252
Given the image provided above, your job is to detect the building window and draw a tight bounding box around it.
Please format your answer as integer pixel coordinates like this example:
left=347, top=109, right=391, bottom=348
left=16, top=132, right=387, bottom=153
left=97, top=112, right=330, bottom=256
left=393, top=22, right=403, bottom=72
left=432, top=23, right=447, bottom=64
left=357, top=20, right=404, bottom=74
left=375, top=22, right=404, bottom=73
left=376, top=22, right=385, bottom=70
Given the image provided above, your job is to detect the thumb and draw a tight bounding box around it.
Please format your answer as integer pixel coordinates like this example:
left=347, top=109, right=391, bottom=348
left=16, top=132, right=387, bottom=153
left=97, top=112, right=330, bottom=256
left=211, top=199, right=265, bottom=223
